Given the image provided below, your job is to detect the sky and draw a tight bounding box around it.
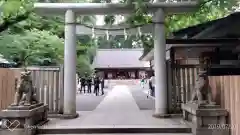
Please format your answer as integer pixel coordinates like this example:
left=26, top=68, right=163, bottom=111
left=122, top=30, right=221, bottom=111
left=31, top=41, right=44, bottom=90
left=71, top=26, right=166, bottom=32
left=95, top=15, right=105, bottom=25
left=95, top=15, right=125, bottom=25
left=95, top=0, right=124, bottom=25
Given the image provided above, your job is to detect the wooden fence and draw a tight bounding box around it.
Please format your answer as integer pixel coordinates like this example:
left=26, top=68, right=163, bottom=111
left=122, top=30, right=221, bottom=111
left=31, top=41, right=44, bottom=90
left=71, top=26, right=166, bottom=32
left=0, top=68, right=16, bottom=110
left=209, top=76, right=240, bottom=135
left=169, top=64, right=240, bottom=135
left=0, top=66, right=64, bottom=114
left=169, top=64, right=199, bottom=113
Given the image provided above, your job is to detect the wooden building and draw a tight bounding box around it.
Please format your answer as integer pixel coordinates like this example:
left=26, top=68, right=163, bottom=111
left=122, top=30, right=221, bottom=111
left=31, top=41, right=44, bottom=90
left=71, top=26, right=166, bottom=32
left=92, top=48, right=150, bottom=79
left=140, top=12, right=240, bottom=135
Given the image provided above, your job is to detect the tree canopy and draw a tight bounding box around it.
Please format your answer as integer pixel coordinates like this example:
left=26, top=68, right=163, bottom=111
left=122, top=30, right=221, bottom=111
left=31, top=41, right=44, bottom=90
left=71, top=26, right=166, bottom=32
left=0, top=0, right=97, bottom=75
left=0, top=0, right=238, bottom=74
left=132, top=0, right=239, bottom=54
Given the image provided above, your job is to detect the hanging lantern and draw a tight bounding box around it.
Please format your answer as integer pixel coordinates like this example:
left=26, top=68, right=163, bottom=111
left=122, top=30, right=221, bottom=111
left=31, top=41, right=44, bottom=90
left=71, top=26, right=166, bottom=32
left=124, top=28, right=128, bottom=40
left=106, top=30, right=109, bottom=40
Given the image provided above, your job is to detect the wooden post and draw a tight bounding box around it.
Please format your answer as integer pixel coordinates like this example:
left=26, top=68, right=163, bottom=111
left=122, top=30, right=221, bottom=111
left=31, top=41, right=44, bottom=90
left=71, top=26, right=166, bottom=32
left=59, top=64, right=64, bottom=114
left=167, top=48, right=174, bottom=113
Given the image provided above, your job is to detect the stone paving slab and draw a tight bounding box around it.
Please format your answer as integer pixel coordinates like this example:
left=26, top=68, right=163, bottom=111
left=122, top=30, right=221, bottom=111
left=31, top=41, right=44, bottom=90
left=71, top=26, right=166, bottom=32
left=37, top=125, right=191, bottom=134
left=40, top=85, right=189, bottom=130
left=42, top=110, right=187, bottom=129
left=93, top=85, right=139, bottom=112
left=76, top=88, right=111, bottom=111
left=76, top=85, right=143, bottom=125
left=130, top=86, right=155, bottom=110
left=38, top=133, right=192, bottom=135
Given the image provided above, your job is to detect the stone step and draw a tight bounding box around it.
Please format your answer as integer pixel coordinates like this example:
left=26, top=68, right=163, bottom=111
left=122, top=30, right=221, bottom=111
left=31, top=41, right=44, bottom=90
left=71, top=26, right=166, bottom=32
left=37, top=127, right=192, bottom=134
left=37, top=133, right=192, bottom=135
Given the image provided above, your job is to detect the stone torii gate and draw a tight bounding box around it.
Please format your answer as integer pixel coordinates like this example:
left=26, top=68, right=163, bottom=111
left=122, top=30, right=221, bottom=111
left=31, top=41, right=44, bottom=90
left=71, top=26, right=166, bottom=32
left=34, top=1, right=199, bottom=118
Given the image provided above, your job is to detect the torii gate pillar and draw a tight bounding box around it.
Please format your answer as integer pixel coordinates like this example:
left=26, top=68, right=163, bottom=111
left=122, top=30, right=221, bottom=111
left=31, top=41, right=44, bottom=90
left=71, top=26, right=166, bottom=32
left=153, top=8, right=168, bottom=117
left=63, top=10, right=78, bottom=118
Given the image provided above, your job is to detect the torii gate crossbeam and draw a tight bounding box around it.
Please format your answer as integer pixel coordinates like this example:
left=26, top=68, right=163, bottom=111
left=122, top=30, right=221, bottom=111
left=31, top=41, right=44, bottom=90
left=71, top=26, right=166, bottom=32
left=35, top=2, right=198, bottom=15
left=34, top=1, right=199, bottom=119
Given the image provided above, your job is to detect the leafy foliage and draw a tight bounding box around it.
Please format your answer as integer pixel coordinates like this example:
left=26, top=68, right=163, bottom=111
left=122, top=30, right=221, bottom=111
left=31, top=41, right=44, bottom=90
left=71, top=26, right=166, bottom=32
left=0, top=0, right=238, bottom=73
left=133, top=0, right=239, bottom=53
left=0, top=29, right=64, bottom=67
left=0, top=0, right=95, bottom=75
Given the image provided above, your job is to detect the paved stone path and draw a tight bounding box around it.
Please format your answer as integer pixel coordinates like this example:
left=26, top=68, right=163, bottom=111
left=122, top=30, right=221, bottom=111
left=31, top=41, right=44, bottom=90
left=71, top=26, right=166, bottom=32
left=43, top=85, right=188, bottom=128
left=94, top=85, right=139, bottom=112
left=129, top=85, right=155, bottom=110
left=76, top=83, right=153, bottom=111
left=76, top=87, right=111, bottom=111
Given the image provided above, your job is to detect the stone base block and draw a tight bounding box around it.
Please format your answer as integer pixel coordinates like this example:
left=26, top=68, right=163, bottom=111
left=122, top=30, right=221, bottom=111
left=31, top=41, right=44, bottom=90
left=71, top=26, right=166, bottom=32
left=0, top=128, right=36, bottom=135
left=60, top=113, right=79, bottom=119
left=7, top=103, right=44, bottom=110
left=0, top=103, right=48, bottom=135
left=152, top=113, right=171, bottom=118
left=194, top=127, right=229, bottom=135
left=181, top=102, right=229, bottom=135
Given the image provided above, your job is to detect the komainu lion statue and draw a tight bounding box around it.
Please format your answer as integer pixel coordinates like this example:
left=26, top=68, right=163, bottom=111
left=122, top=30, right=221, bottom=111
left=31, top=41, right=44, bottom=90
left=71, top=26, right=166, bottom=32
left=11, top=70, right=38, bottom=106
left=190, top=70, right=215, bottom=105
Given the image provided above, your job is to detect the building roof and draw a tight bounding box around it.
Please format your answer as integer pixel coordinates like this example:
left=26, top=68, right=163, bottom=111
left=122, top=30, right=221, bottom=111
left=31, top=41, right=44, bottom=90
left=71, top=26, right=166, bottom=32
left=172, top=12, right=240, bottom=38
left=140, top=12, right=240, bottom=61
left=93, top=48, right=150, bottom=69
left=192, top=12, right=240, bottom=38
left=172, top=19, right=220, bottom=38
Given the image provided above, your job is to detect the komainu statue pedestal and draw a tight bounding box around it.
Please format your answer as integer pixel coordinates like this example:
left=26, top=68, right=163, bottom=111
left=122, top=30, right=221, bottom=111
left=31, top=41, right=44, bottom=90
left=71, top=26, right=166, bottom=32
left=182, top=102, right=229, bottom=135
left=0, top=103, right=48, bottom=135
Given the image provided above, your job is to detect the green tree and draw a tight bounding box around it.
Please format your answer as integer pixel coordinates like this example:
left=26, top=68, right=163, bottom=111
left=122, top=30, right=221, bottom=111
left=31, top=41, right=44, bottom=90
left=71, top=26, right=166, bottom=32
left=0, top=0, right=237, bottom=72
left=126, top=0, right=239, bottom=52
left=0, top=29, right=64, bottom=67
left=0, top=0, right=97, bottom=76
left=0, top=0, right=34, bottom=32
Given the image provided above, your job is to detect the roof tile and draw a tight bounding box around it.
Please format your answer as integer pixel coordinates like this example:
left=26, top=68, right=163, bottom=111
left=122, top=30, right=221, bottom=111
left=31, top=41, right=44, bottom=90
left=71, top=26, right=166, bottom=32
left=93, top=48, right=150, bottom=68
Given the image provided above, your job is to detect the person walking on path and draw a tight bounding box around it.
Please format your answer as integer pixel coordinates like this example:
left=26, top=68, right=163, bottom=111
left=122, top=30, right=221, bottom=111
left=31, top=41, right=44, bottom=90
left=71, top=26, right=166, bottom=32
left=149, top=73, right=155, bottom=97
left=148, top=76, right=153, bottom=98
left=80, top=76, right=86, bottom=93
left=140, top=77, right=145, bottom=88
left=94, top=75, right=100, bottom=96
left=100, top=77, right=105, bottom=95
left=87, top=76, right=92, bottom=93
